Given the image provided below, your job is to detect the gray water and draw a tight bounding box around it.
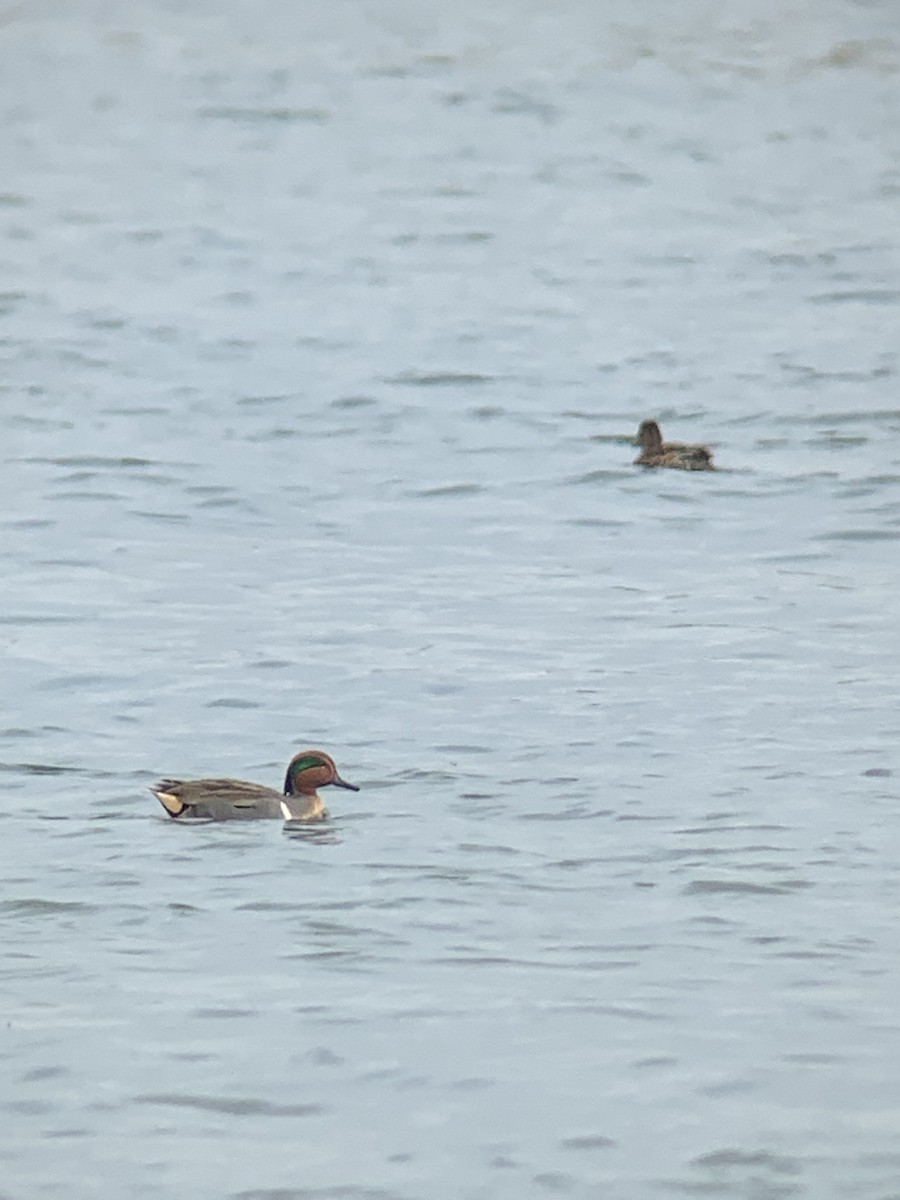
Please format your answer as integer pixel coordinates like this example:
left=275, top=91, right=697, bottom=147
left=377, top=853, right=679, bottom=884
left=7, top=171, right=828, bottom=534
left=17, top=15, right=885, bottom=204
left=3, top=2, right=900, bottom=1197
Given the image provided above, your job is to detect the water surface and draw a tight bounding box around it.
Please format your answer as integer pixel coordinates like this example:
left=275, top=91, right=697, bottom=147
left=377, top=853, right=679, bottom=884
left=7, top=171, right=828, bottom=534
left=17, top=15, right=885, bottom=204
left=3, top=2, right=900, bottom=1197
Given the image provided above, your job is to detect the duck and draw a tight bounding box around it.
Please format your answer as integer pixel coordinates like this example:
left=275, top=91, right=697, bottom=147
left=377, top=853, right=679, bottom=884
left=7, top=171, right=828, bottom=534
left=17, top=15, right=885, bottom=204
left=151, top=750, right=359, bottom=821
left=634, top=419, right=714, bottom=471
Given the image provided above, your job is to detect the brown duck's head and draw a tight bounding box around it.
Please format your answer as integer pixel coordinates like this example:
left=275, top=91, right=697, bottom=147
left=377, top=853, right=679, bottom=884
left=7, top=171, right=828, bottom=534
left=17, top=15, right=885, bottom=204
left=636, top=419, right=663, bottom=453
left=283, top=750, right=359, bottom=796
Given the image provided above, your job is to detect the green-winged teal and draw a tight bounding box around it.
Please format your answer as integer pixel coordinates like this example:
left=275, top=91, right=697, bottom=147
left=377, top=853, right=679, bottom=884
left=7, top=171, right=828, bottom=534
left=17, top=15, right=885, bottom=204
left=634, top=419, right=714, bottom=471
left=152, top=750, right=359, bottom=821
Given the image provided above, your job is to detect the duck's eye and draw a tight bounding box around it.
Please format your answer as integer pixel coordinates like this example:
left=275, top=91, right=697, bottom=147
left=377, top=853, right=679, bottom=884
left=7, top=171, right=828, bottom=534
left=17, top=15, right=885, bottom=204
left=298, top=765, right=332, bottom=791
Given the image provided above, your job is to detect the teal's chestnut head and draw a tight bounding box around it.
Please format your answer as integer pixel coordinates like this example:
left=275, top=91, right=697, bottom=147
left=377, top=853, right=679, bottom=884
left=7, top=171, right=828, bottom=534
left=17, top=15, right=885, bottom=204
left=283, top=750, right=359, bottom=797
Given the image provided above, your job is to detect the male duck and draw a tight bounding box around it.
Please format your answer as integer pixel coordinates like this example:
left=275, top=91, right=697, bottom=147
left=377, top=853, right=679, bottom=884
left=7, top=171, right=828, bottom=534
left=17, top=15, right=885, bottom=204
left=634, top=419, right=714, bottom=471
left=151, top=750, right=359, bottom=821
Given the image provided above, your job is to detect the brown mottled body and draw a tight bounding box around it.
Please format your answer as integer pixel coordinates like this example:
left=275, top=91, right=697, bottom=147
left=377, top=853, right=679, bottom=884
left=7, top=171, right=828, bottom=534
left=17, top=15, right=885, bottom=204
left=634, top=419, right=714, bottom=471
left=151, top=750, right=359, bottom=822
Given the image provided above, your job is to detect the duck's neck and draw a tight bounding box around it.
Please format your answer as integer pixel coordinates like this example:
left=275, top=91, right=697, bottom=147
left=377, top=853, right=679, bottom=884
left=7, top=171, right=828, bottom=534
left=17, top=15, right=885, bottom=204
left=281, top=790, right=326, bottom=821
left=641, top=424, right=663, bottom=454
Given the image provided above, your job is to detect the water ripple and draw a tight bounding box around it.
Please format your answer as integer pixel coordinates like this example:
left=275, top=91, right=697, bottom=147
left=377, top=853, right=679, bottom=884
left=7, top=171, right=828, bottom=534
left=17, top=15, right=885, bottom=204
left=135, top=1094, right=325, bottom=1117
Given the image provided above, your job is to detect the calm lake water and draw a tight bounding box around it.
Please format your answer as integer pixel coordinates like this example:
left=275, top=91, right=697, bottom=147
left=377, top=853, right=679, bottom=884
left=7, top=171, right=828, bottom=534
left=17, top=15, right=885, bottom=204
left=3, top=2, right=900, bottom=1197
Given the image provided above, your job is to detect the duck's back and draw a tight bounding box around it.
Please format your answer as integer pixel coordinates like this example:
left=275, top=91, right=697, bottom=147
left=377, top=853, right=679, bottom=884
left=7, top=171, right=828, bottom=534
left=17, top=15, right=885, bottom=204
left=635, top=445, right=714, bottom=471
left=152, top=777, right=284, bottom=820
left=667, top=445, right=714, bottom=470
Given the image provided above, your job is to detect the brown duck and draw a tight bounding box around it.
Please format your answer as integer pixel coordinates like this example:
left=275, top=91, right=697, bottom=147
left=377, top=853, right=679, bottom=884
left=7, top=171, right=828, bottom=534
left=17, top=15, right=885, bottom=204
left=634, top=420, right=714, bottom=471
left=151, top=750, right=359, bottom=821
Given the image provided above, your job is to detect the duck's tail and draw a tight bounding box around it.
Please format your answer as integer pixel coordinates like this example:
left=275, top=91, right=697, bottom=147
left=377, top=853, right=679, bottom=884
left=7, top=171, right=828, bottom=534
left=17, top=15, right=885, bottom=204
left=151, top=783, right=187, bottom=818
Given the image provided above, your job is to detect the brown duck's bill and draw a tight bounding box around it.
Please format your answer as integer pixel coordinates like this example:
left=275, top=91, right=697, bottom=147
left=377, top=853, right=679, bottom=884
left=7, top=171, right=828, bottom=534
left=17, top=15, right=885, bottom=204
left=332, top=773, right=360, bottom=791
